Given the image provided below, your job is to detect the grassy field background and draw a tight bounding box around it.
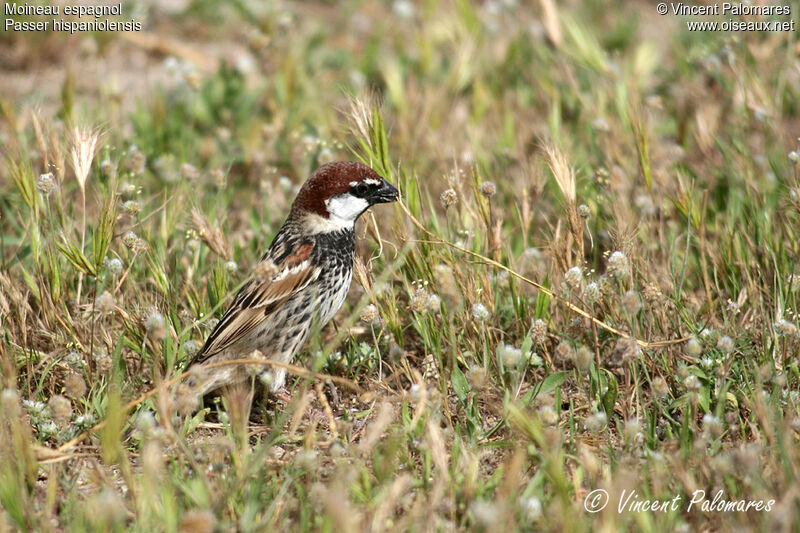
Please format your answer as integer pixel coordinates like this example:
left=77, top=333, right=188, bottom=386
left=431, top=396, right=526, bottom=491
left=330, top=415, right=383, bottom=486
left=2, top=1, right=800, bottom=531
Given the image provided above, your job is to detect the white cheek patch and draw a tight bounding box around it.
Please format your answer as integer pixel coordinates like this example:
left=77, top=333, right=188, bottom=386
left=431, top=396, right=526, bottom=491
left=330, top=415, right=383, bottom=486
left=325, top=193, right=370, bottom=226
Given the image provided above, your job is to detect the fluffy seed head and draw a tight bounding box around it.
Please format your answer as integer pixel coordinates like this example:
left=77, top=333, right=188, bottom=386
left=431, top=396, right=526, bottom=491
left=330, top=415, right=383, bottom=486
left=95, top=291, right=115, bottom=314
left=467, top=365, right=486, bottom=388
left=684, top=374, right=701, bottom=392
left=622, top=290, right=642, bottom=315
left=94, top=351, right=112, bottom=374
left=37, top=173, right=56, bottom=195
left=583, top=282, right=600, bottom=304
left=607, top=251, right=630, bottom=279
left=585, top=411, right=608, bottom=432
left=531, top=319, right=547, bottom=344
left=775, top=319, right=798, bottom=337
left=479, top=181, right=496, bottom=197
left=554, top=341, right=572, bottom=364
left=471, top=303, right=489, bottom=322
left=496, top=343, right=523, bottom=367
left=687, top=337, right=702, bottom=357
left=64, top=372, right=87, bottom=399
left=652, top=376, right=669, bottom=398
left=105, top=257, right=123, bottom=275
left=565, top=266, right=583, bottom=289
left=716, top=335, right=734, bottom=354
left=144, top=311, right=167, bottom=341
left=182, top=340, right=201, bottom=356
left=360, top=304, right=380, bottom=325
left=180, top=162, right=199, bottom=181
left=48, top=395, right=72, bottom=424
left=440, top=188, right=458, bottom=209
left=574, top=345, right=593, bottom=370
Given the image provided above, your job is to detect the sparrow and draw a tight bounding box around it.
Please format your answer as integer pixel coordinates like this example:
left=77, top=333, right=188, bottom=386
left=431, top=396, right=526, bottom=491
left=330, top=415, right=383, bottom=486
left=186, top=161, right=398, bottom=397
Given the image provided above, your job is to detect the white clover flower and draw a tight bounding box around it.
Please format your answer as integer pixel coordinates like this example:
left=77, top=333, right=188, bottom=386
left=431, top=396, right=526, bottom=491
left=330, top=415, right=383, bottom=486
left=479, top=181, right=497, bottom=197
left=519, top=496, right=542, bottom=521
left=683, top=374, right=701, bottom=392
left=585, top=411, right=608, bottom=432
left=716, top=335, right=734, bottom=354
left=775, top=319, right=798, bottom=337
left=565, top=266, right=583, bottom=289
left=105, top=257, right=123, bottom=275
left=607, top=251, right=630, bottom=279
left=23, top=399, right=47, bottom=417
left=36, top=173, right=56, bottom=196
left=122, top=200, right=140, bottom=215
left=689, top=336, right=705, bottom=356
left=496, top=343, right=523, bottom=368
left=440, top=188, right=458, bottom=209
left=225, top=260, right=238, bottom=273
left=471, top=303, right=489, bottom=322
left=38, top=420, right=59, bottom=439
left=622, top=290, right=642, bottom=315
left=583, top=282, right=600, bottom=304
left=531, top=319, right=547, bottom=344
left=182, top=340, right=201, bottom=356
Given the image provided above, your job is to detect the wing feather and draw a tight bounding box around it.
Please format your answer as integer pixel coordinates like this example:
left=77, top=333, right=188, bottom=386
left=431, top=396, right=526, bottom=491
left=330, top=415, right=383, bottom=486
left=190, top=240, right=317, bottom=366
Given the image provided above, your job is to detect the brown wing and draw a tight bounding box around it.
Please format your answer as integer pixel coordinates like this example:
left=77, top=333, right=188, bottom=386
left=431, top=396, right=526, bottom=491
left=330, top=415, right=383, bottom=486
left=190, top=241, right=318, bottom=365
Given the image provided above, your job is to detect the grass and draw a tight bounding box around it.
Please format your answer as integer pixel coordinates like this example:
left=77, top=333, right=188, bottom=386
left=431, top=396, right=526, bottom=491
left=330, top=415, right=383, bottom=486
left=1, top=1, right=800, bottom=531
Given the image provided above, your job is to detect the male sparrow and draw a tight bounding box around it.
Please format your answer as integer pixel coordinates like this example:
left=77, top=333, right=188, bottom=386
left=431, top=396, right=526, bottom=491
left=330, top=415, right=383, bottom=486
left=187, top=161, right=398, bottom=396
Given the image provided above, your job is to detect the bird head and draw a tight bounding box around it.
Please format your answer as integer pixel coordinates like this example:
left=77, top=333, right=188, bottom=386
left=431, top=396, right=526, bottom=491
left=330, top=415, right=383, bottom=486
left=291, top=161, right=399, bottom=231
